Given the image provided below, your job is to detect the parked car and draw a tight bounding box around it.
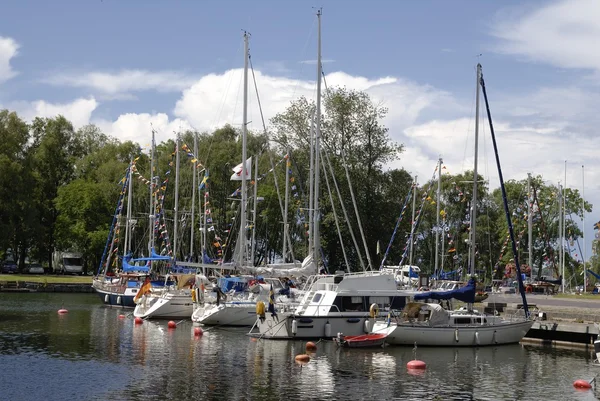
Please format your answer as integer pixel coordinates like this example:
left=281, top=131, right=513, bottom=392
left=1, top=261, right=18, bottom=274
left=26, top=263, right=44, bottom=274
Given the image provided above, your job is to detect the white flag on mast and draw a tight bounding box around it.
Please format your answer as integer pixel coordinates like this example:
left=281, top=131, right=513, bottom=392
left=230, top=157, right=252, bottom=181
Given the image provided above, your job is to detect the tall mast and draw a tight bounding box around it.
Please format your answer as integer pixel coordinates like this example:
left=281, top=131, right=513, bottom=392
left=434, top=158, right=442, bottom=276
left=470, top=63, right=481, bottom=277
left=583, top=165, right=586, bottom=293
left=240, top=31, right=249, bottom=266
left=190, top=133, right=198, bottom=260
left=313, top=8, right=322, bottom=264
left=563, top=161, right=567, bottom=291
left=408, top=175, right=418, bottom=267
left=148, top=129, right=156, bottom=266
left=251, top=154, right=259, bottom=266
left=527, top=173, right=533, bottom=276
left=558, top=183, right=563, bottom=292
left=283, top=150, right=290, bottom=262
left=124, top=157, right=134, bottom=255
left=173, top=132, right=180, bottom=262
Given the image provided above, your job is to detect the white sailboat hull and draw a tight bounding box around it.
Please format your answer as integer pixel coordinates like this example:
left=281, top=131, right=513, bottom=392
left=192, top=302, right=259, bottom=326
left=372, top=319, right=534, bottom=346
left=133, top=290, right=194, bottom=319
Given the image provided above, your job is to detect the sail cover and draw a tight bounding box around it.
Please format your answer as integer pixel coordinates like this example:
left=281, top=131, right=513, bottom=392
left=414, top=278, right=476, bottom=303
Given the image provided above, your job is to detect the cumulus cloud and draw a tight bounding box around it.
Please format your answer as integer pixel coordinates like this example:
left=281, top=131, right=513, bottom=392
left=11, top=97, right=98, bottom=128
left=0, top=36, right=19, bottom=84
left=42, top=70, right=199, bottom=95
left=94, top=113, right=192, bottom=146
left=173, top=68, right=450, bottom=134
left=491, top=0, right=600, bottom=72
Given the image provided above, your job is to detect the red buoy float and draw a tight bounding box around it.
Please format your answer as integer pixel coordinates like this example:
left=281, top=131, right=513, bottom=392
left=573, top=379, right=592, bottom=390
left=57, top=309, right=68, bottom=314
left=134, top=317, right=143, bottom=325
left=295, top=354, right=310, bottom=364
left=194, top=327, right=203, bottom=336
left=168, top=320, right=177, bottom=329
left=407, top=360, right=427, bottom=370
left=118, top=314, right=126, bottom=319
left=306, top=341, right=317, bottom=352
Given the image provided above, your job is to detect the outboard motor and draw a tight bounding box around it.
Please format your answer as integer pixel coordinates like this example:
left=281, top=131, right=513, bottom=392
left=594, top=339, right=600, bottom=363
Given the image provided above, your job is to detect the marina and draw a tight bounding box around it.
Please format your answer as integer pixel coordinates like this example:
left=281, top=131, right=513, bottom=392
left=1, top=292, right=600, bottom=400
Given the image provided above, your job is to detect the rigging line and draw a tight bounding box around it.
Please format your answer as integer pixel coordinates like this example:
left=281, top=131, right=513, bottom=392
left=202, top=38, right=245, bottom=165
left=248, top=53, right=295, bottom=261
left=320, top=68, right=372, bottom=270
left=398, top=164, right=439, bottom=267
left=321, top=139, right=366, bottom=272
left=288, top=16, right=317, bottom=100
left=319, top=145, right=351, bottom=272
left=479, top=68, right=529, bottom=318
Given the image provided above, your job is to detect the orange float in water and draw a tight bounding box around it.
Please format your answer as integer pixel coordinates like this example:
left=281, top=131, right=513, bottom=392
left=306, top=341, right=317, bottom=351
left=168, top=321, right=177, bottom=329
left=407, top=360, right=426, bottom=370
left=573, top=379, right=592, bottom=390
left=134, top=317, right=143, bottom=325
left=295, top=354, right=310, bottom=364
left=57, top=309, right=68, bottom=314
left=194, top=327, right=203, bottom=336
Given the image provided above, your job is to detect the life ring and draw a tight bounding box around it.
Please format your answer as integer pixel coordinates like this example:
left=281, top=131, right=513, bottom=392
left=369, top=303, right=379, bottom=318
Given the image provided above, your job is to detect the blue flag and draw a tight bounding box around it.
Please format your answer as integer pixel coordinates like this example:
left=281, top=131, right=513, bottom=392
left=267, top=284, right=277, bottom=318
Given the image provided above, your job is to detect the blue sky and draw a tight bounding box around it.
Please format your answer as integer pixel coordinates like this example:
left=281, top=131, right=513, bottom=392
left=1, top=0, right=599, bottom=262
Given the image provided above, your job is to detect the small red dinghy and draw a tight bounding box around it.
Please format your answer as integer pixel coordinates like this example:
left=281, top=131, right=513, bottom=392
left=334, top=333, right=387, bottom=348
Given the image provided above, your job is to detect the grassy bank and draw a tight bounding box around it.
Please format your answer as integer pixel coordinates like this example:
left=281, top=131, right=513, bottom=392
left=0, top=274, right=92, bottom=284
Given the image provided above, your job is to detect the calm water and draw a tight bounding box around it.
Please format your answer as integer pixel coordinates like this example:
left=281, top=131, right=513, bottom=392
left=0, top=293, right=599, bottom=401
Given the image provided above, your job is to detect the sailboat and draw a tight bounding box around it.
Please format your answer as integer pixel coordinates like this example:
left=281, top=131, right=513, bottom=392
left=93, top=150, right=171, bottom=308
left=372, top=63, right=534, bottom=346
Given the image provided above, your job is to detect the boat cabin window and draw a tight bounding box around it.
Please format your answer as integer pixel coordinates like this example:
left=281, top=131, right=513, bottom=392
left=454, top=317, right=472, bottom=325
left=369, top=296, right=390, bottom=306
left=332, top=296, right=365, bottom=312
left=311, top=293, right=322, bottom=303
left=390, top=297, right=407, bottom=310
left=474, top=318, right=487, bottom=324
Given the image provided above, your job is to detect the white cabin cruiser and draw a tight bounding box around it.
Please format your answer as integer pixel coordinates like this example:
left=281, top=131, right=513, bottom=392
left=248, top=271, right=418, bottom=339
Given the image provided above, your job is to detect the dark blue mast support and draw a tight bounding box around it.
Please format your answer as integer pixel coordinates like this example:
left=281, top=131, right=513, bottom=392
left=478, top=64, right=530, bottom=318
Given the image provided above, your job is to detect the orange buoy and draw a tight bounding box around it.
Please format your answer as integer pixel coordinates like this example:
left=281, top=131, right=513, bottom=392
left=118, top=314, right=126, bottom=319
left=407, top=368, right=426, bottom=377
left=194, top=327, right=203, bottom=336
left=134, top=317, right=143, bottom=325
left=407, top=360, right=427, bottom=370
left=57, top=309, right=68, bottom=314
left=306, top=341, right=317, bottom=351
left=573, top=379, right=592, bottom=390
left=168, top=320, right=177, bottom=329
left=295, top=354, right=310, bottom=364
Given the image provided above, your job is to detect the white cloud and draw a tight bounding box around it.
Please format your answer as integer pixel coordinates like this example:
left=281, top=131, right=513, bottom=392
left=0, top=36, right=19, bottom=84
left=12, top=97, right=98, bottom=128
left=43, top=70, right=199, bottom=95
left=492, top=0, right=600, bottom=71
left=94, top=113, right=192, bottom=146
left=173, top=68, right=449, bottom=134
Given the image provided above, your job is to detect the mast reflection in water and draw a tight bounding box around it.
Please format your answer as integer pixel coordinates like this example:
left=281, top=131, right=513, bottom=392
left=0, top=293, right=598, bottom=400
